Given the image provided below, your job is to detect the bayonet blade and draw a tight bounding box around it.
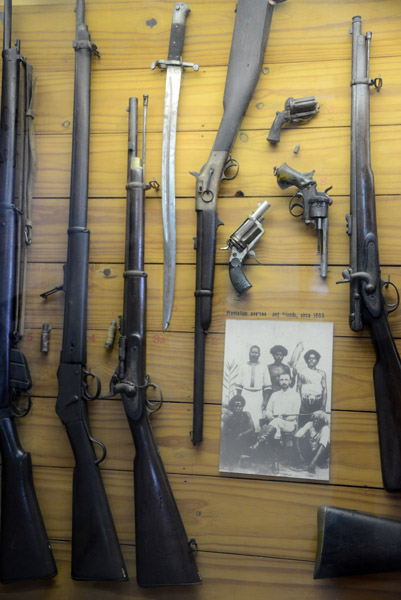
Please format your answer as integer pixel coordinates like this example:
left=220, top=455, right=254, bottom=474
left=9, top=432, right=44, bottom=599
left=151, top=2, right=198, bottom=331
left=162, top=65, right=182, bottom=331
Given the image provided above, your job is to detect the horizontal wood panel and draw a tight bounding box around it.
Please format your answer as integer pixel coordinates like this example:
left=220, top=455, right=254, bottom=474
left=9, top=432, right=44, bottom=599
left=4, top=541, right=400, bottom=600
left=24, top=262, right=401, bottom=336
left=24, top=467, right=401, bottom=561
left=21, top=329, right=379, bottom=412
left=18, top=398, right=382, bottom=488
left=29, top=194, right=401, bottom=267
left=33, top=126, right=401, bottom=198
left=31, top=56, right=401, bottom=135
left=8, top=1, right=401, bottom=72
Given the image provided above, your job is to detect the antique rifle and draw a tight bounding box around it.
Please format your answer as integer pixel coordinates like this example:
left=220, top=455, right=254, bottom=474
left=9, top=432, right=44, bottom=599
left=104, top=97, right=201, bottom=587
left=314, top=505, right=401, bottom=578
left=0, top=0, right=57, bottom=583
left=339, top=16, right=401, bottom=492
left=42, top=0, right=127, bottom=580
left=191, top=0, right=287, bottom=445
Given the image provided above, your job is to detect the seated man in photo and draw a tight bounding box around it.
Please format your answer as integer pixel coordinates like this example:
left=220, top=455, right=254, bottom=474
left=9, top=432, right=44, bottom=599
left=220, top=394, right=256, bottom=469
left=247, top=372, right=301, bottom=473
left=294, top=410, right=330, bottom=474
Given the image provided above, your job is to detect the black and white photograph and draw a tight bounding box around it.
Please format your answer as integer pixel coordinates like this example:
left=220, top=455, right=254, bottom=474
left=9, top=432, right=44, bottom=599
left=220, top=319, right=334, bottom=481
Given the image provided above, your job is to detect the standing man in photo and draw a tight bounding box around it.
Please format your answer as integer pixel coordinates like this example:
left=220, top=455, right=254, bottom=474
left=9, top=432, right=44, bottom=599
left=236, top=345, right=271, bottom=432
left=296, top=349, right=327, bottom=426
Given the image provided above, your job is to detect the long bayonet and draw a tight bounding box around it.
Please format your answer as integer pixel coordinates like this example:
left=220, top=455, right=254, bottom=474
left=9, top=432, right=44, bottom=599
left=191, top=0, right=287, bottom=445
left=151, top=2, right=198, bottom=331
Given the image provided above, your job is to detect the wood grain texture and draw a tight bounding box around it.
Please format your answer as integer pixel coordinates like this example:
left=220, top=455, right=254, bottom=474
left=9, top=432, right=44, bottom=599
left=32, top=125, right=401, bottom=198
left=6, top=541, right=401, bottom=600
left=30, top=56, right=401, bottom=135
left=2, top=0, right=401, bottom=597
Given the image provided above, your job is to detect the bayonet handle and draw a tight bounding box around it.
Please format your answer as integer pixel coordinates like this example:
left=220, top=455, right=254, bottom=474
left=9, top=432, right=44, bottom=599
left=168, top=2, right=191, bottom=62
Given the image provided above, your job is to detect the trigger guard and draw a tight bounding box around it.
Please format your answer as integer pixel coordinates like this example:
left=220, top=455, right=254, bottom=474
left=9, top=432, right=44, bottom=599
left=221, top=158, right=239, bottom=181
left=229, top=259, right=252, bottom=295
left=83, top=370, right=101, bottom=400
left=289, top=200, right=304, bottom=217
left=382, top=278, right=400, bottom=314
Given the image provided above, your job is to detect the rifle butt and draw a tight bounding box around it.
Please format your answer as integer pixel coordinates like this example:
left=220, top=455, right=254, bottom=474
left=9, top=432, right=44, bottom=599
left=214, top=0, right=277, bottom=151
left=66, top=421, right=127, bottom=581
left=131, top=415, right=201, bottom=587
left=0, top=417, right=57, bottom=583
left=367, top=310, right=401, bottom=492
left=314, top=505, right=401, bottom=578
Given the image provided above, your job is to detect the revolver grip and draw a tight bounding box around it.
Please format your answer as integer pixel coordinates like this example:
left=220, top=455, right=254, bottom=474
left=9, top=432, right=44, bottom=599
left=267, top=111, right=288, bottom=143
left=229, top=259, right=252, bottom=295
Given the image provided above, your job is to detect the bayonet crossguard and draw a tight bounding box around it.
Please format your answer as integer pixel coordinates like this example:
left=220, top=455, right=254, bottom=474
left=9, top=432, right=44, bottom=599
left=151, top=58, right=199, bottom=71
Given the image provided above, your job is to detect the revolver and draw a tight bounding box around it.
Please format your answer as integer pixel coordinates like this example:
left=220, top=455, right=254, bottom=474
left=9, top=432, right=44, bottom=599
left=221, top=201, right=270, bottom=294
left=267, top=96, right=319, bottom=144
left=273, top=163, right=332, bottom=278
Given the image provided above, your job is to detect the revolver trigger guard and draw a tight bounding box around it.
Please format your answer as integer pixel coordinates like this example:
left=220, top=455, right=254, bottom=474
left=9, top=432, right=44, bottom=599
left=289, top=193, right=304, bottom=217
left=382, top=276, right=400, bottom=314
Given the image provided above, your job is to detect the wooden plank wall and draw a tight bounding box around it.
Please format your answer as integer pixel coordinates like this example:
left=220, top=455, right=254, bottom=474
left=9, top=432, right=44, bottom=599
left=3, top=0, right=401, bottom=597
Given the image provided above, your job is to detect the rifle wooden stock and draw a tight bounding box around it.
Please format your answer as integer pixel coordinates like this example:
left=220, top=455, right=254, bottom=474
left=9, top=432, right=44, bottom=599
left=65, top=421, right=128, bottom=581
left=314, top=505, right=401, bottom=578
left=367, top=311, right=401, bottom=491
left=0, top=0, right=56, bottom=583
left=130, top=409, right=201, bottom=587
left=192, top=0, right=287, bottom=445
left=0, top=418, right=57, bottom=583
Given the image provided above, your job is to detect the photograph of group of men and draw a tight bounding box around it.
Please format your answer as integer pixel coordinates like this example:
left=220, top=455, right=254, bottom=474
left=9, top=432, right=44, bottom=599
left=220, top=320, right=333, bottom=480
